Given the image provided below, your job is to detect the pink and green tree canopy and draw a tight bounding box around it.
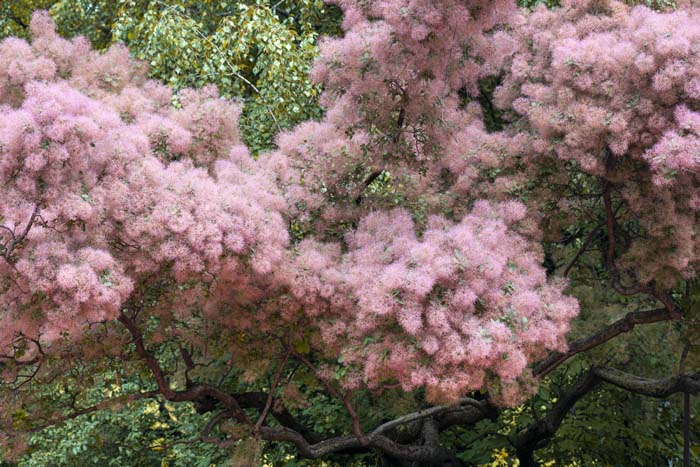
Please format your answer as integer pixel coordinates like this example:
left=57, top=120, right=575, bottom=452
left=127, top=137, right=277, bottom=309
left=0, top=1, right=699, bottom=466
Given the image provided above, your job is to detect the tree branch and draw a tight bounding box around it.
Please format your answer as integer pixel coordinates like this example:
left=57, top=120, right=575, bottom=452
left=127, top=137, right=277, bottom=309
left=593, top=366, right=700, bottom=397
left=515, top=370, right=599, bottom=467
left=254, top=349, right=290, bottom=431
left=6, top=12, right=28, bottom=29
left=290, top=349, right=368, bottom=443
left=563, top=221, right=604, bottom=277
left=235, top=391, right=324, bottom=443
left=534, top=307, right=676, bottom=377
left=1, top=205, right=39, bottom=261
left=258, top=426, right=461, bottom=465
left=118, top=312, right=251, bottom=423
left=355, top=169, right=384, bottom=205
left=515, top=366, right=700, bottom=466
left=371, top=397, right=491, bottom=437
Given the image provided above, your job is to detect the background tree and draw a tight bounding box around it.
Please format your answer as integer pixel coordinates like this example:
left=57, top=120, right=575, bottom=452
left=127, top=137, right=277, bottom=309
left=0, top=0, right=343, bottom=154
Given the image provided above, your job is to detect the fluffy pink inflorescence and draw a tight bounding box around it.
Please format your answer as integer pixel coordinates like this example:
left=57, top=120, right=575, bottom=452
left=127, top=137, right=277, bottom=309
left=0, top=12, right=288, bottom=351
left=1, top=5, right=581, bottom=407
left=264, top=0, right=523, bottom=231
left=495, top=0, right=700, bottom=286
left=287, top=204, right=577, bottom=402
left=259, top=0, right=579, bottom=402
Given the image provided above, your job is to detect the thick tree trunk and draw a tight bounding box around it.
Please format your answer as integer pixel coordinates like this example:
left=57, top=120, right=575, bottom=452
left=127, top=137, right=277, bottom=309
left=516, top=448, right=540, bottom=467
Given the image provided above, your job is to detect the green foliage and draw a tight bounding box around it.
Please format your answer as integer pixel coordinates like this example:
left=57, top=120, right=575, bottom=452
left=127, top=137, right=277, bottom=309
left=112, top=0, right=329, bottom=153
left=0, top=0, right=341, bottom=153
left=517, top=0, right=561, bottom=9
left=9, top=368, right=230, bottom=467
left=517, top=0, right=677, bottom=9
left=22, top=400, right=221, bottom=467
left=631, top=0, right=677, bottom=8
left=0, top=1, right=52, bottom=39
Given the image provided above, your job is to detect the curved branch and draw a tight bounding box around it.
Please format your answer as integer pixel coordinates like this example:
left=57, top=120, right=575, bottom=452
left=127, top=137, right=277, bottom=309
left=534, top=307, right=676, bottom=377
left=2, top=205, right=39, bottom=261
left=593, top=366, right=700, bottom=397
left=516, top=366, right=700, bottom=466
left=290, top=349, right=367, bottom=443
left=255, top=349, right=290, bottom=431
left=235, top=391, right=324, bottom=443
left=259, top=426, right=461, bottom=465
left=515, top=369, right=598, bottom=467
left=201, top=410, right=231, bottom=440
left=118, top=312, right=251, bottom=423
left=371, top=397, right=490, bottom=437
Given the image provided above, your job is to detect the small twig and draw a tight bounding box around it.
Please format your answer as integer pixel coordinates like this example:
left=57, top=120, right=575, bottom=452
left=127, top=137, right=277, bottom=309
left=289, top=348, right=368, bottom=444
left=202, top=410, right=231, bottom=438
left=679, top=343, right=691, bottom=374
left=563, top=221, right=604, bottom=277
left=255, top=349, right=290, bottom=432
left=179, top=344, right=196, bottom=386
left=1, top=205, right=39, bottom=260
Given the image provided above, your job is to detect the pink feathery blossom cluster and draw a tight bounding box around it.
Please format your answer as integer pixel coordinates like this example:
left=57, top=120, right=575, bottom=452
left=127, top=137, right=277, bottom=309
left=0, top=3, right=582, bottom=408
left=0, top=12, right=288, bottom=353
left=287, top=203, right=577, bottom=402
left=496, top=0, right=700, bottom=286
left=264, top=0, right=522, bottom=233
left=259, top=0, right=579, bottom=401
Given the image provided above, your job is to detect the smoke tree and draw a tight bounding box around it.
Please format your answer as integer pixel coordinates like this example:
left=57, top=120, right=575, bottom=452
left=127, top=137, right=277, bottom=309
left=490, top=0, right=700, bottom=463
left=496, top=0, right=700, bottom=287
left=0, top=1, right=699, bottom=466
left=266, top=0, right=577, bottom=406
